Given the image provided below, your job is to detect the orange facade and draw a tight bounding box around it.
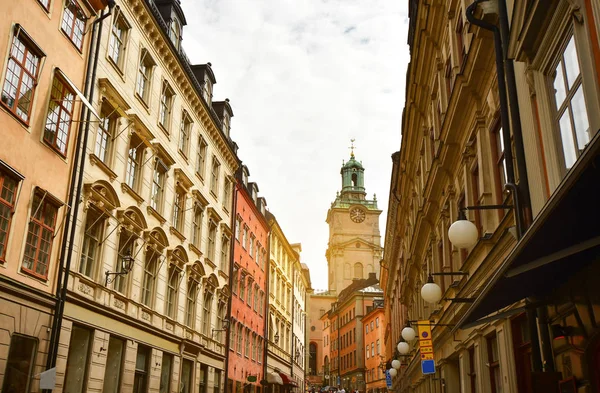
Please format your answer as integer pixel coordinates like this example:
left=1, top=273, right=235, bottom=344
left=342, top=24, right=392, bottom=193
left=363, top=307, right=386, bottom=393
left=229, top=171, right=269, bottom=393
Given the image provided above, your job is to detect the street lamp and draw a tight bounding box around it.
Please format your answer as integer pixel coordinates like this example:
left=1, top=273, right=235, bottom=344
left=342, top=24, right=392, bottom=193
left=401, top=325, right=416, bottom=342
left=397, top=341, right=410, bottom=355
left=388, top=368, right=397, bottom=377
left=448, top=209, right=479, bottom=249
left=391, top=360, right=401, bottom=370
left=104, top=252, right=136, bottom=286
left=421, top=274, right=443, bottom=304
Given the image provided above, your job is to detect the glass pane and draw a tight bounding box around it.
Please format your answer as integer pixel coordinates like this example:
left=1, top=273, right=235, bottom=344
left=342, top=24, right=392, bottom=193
left=553, top=62, right=567, bottom=109
left=1, top=334, right=37, bottom=393
left=159, top=354, right=173, bottom=393
left=181, top=359, right=193, bottom=393
left=558, top=110, right=577, bottom=168
left=563, top=37, right=580, bottom=89
left=64, top=326, right=92, bottom=393
left=571, top=86, right=590, bottom=150
left=102, top=337, right=124, bottom=393
left=136, top=346, right=148, bottom=372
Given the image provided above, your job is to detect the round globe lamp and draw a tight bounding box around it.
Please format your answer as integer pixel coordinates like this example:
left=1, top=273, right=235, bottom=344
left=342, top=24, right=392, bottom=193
left=391, top=360, right=401, bottom=370
left=448, top=212, right=479, bottom=249
left=397, top=341, right=410, bottom=355
left=421, top=275, right=442, bottom=304
left=388, top=368, right=398, bottom=377
left=401, top=326, right=416, bottom=342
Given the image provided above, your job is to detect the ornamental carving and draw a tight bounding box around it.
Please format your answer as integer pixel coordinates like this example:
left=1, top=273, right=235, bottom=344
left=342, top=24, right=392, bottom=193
left=78, top=282, right=93, bottom=296
left=141, top=311, right=151, bottom=321
left=114, top=298, right=125, bottom=310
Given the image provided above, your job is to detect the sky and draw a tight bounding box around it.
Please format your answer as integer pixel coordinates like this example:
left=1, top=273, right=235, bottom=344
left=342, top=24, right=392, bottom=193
left=181, top=0, right=410, bottom=290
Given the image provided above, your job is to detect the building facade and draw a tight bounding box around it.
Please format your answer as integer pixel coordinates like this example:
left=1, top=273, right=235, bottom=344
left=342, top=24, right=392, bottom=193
left=383, top=0, right=600, bottom=392
left=0, top=0, right=108, bottom=392
left=53, top=0, right=240, bottom=392
left=229, top=165, right=269, bottom=393
left=363, top=301, right=385, bottom=393
left=306, top=292, right=337, bottom=391
left=291, top=254, right=310, bottom=391
left=325, top=151, right=382, bottom=294
left=265, top=212, right=300, bottom=393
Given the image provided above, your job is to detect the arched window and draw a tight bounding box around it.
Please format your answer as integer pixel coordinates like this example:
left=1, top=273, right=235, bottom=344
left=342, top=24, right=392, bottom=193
left=185, top=280, right=199, bottom=327
left=353, top=262, right=363, bottom=279
left=351, top=173, right=358, bottom=187
left=309, top=343, right=317, bottom=375
left=202, top=290, right=213, bottom=335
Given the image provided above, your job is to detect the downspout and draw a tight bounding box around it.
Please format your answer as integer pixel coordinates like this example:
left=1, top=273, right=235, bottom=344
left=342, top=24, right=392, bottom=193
left=46, top=4, right=113, bottom=371
left=224, top=177, right=239, bottom=393
left=291, top=265, right=295, bottom=379
left=263, top=230, right=272, bottom=388
left=466, top=0, right=542, bottom=373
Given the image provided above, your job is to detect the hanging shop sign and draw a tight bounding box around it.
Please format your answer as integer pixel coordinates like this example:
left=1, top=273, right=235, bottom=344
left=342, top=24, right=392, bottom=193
left=417, top=320, right=436, bottom=375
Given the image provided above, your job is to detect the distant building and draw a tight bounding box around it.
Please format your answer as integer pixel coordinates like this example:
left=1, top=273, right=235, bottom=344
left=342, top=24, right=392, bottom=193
left=363, top=300, right=386, bottom=393
left=229, top=165, right=269, bottom=393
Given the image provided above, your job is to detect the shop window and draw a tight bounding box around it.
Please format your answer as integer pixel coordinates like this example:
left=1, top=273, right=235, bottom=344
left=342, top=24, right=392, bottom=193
left=103, top=337, right=125, bottom=393
left=1, top=334, right=37, bottom=393
left=133, top=345, right=150, bottom=393
left=181, top=359, right=194, bottom=393
left=159, top=354, right=173, bottom=393
left=486, top=333, right=502, bottom=393
left=64, top=325, right=92, bottom=393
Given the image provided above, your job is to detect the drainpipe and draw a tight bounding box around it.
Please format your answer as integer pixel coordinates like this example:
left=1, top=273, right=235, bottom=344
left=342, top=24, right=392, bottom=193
left=46, top=4, right=113, bottom=372
left=263, top=230, right=271, bottom=384
left=466, top=0, right=542, bottom=373
left=224, top=177, right=239, bottom=393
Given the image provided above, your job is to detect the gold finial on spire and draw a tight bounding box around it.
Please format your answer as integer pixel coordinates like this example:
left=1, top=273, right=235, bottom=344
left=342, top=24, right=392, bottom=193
left=349, top=138, right=356, bottom=159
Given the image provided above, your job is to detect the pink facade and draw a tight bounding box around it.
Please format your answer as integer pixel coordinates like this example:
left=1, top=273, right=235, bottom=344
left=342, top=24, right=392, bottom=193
left=228, top=167, right=269, bottom=393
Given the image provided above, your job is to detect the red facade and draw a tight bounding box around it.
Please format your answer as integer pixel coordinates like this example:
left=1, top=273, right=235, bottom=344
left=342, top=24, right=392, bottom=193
left=228, top=170, right=269, bottom=393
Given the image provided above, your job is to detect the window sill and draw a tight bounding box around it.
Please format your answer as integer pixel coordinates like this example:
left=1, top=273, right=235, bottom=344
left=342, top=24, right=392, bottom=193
left=42, top=138, right=68, bottom=159
left=170, top=225, right=186, bottom=242
left=195, top=172, right=205, bottom=184
left=20, top=266, right=49, bottom=282
left=0, top=102, right=31, bottom=129
left=218, top=270, right=228, bottom=280
left=135, top=93, right=151, bottom=114
left=89, top=153, right=118, bottom=180
left=189, top=243, right=202, bottom=256
left=121, top=182, right=145, bottom=205
left=107, top=55, right=126, bottom=81
left=158, top=122, right=171, bottom=139
left=147, top=205, right=167, bottom=225
left=204, top=257, right=216, bottom=269
left=178, top=149, right=189, bottom=164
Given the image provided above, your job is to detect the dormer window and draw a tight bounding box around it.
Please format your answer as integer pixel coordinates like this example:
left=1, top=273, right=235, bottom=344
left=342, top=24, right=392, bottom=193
left=222, top=114, right=230, bottom=137
left=169, top=17, right=181, bottom=50
left=203, top=76, right=212, bottom=104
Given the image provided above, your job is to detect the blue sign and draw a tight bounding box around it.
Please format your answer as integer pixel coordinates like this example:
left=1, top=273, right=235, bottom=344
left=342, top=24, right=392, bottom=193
left=337, top=376, right=340, bottom=386
left=385, top=370, right=392, bottom=389
left=421, top=359, right=436, bottom=375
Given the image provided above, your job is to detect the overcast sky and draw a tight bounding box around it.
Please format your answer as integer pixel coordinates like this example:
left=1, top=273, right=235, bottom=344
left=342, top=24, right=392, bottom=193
left=181, top=0, right=409, bottom=290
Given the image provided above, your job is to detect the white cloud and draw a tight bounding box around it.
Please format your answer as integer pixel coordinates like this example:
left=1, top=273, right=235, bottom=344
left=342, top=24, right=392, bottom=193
left=181, top=0, right=410, bottom=290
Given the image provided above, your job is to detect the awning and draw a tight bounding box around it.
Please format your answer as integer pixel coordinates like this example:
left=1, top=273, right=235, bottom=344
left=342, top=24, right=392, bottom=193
left=267, top=372, right=283, bottom=385
left=55, top=68, right=101, bottom=120
left=279, top=372, right=299, bottom=387
left=457, top=129, right=600, bottom=329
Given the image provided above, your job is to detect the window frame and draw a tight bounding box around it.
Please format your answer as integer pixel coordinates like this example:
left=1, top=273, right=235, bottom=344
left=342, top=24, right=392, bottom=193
left=126, top=133, right=144, bottom=192
left=0, top=170, right=19, bottom=262
left=22, top=192, right=59, bottom=279
left=196, top=136, right=208, bottom=179
left=61, top=0, right=86, bottom=51
left=210, top=156, right=221, bottom=196
left=186, top=279, right=199, bottom=328
left=172, top=187, right=186, bottom=233
left=136, top=49, right=155, bottom=104
left=141, top=249, right=159, bottom=308
left=79, top=205, right=105, bottom=279
left=1, top=334, right=38, bottom=393
left=108, top=10, right=130, bottom=70
left=178, top=111, right=192, bottom=157
left=158, top=80, right=175, bottom=132
left=150, top=159, right=168, bottom=213
left=1, top=30, right=43, bottom=125
left=166, top=264, right=179, bottom=319
left=44, top=74, right=76, bottom=156
left=94, top=100, right=118, bottom=165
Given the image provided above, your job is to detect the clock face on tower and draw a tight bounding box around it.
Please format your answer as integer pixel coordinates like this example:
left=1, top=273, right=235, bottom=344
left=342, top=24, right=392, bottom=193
left=349, top=207, right=366, bottom=223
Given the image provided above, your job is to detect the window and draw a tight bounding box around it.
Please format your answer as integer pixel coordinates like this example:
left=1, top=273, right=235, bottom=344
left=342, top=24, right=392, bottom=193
left=64, top=326, right=92, bottom=393
left=251, top=333, right=257, bottom=360
left=353, top=262, right=363, bottom=279
left=220, top=235, right=229, bottom=271
left=173, top=188, right=186, bottom=233
left=38, top=0, right=50, bottom=10
left=366, top=324, right=369, bottom=334
left=202, top=291, right=213, bottom=335
left=207, top=219, right=217, bottom=261
left=61, top=0, right=86, bottom=50
left=166, top=265, right=179, bottom=319
left=23, top=192, right=58, bottom=279
left=240, top=275, right=246, bottom=301
left=222, top=114, right=230, bottom=137
left=468, top=346, right=477, bottom=393
left=230, top=321, right=237, bottom=350
left=366, top=345, right=369, bottom=359
left=192, top=205, right=203, bottom=249
left=180, top=359, right=193, bottom=393
left=79, top=206, right=105, bottom=278
left=511, top=314, right=532, bottom=393
left=199, top=365, right=209, bottom=393
left=210, top=156, right=220, bottom=195
left=133, top=345, right=150, bottom=393
left=44, top=76, right=75, bottom=155
left=376, top=339, right=380, bottom=354
left=159, top=354, right=173, bottom=393
left=237, top=323, right=243, bottom=353
left=150, top=160, right=168, bottom=212
left=214, top=369, right=222, bottom=393
left=95, top=101, right=118, bottom=164
left=169, top=18, right=181, bottom=50
left=455, top=13, right=465, bottom=68
left=235, top=216, right=241, bottom=241
left=232, top=267, right=239, bottom=295
left=179, top=112, right=192, bottom=156
left=249, top=236, right=254, bottom=257
left=1, top=31, right=41, bottom=123
left=375, top=317, right=379, bottom=328
left=141, top=250, right=159, bottom=307
left=245, top=328, right=251, bottom=357
left=196, top=136, right=208, bottom=179
left=108, top=12, right=129, bottom=69
left=216, top=301, right=227, bottom=341
left=1, top=334, right=37, bottom=393
left=223, top=178, right=232, bottom=210
left=487, top=334, right=502, bottom=393
left=126, top=133, right=144, bottom=191
left=114, top=229, right=135, bottom=293
left=253, top=286, right=259, bottom=310
left=492, top=123, right=508, bottom=201
left=371, top=342, right=374, bottom=357
left=103, top=337, right=125, bottom=393
left=186, top=280, right=198, bottom=327
left=242, top=227, right=248, bottom=249
left=159, top=81, right=174, bottom=130
left=246, top=279, right=253, bottom=304
left=552, top=35, right=591, bottom=169
left=136, top=49, right=154, bottom=103
left=203, top=77, right=212, bottom=103
left=0, top=171, right=19, bottom=261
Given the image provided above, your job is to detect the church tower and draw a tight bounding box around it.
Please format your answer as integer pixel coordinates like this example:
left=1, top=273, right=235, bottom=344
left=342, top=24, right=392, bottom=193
left=325, top=142, right=383, bottom=293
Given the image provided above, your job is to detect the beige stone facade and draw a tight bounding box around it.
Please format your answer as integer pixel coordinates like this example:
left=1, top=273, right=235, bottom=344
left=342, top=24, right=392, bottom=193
left=383, top=0, right=600, bottom=392
left=0, top=0, right=107, bottom=391
left=52, top=0, right=239, bottom=392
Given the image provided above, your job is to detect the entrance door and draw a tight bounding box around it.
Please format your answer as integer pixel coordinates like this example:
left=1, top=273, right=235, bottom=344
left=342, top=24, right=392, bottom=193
left=511, top=314, right=533, bottom=393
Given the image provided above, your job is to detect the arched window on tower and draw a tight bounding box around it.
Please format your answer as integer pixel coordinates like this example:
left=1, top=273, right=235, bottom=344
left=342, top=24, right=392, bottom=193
left=351, top=172, right=357, bottom=187
left=354, top=262, right=363, bottom=279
